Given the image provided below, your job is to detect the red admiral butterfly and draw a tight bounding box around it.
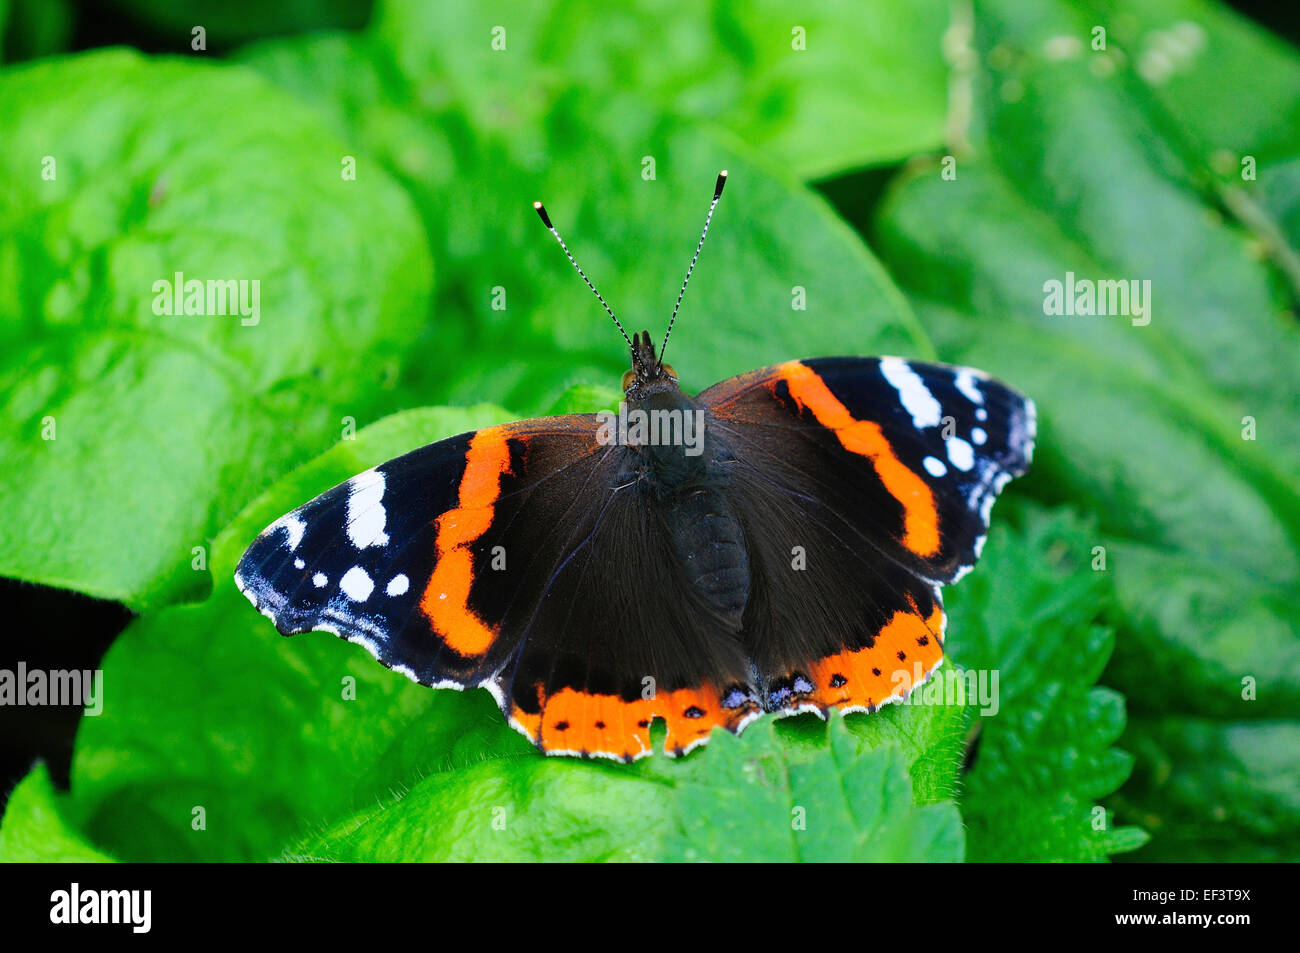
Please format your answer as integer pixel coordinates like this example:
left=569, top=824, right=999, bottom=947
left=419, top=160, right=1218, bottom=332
left=236, top=172, right=1035, bottom=760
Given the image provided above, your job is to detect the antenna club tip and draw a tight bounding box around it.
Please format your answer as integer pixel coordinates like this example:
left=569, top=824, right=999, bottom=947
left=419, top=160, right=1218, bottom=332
left=714, top=170, right=728, bottom=199
left=533, top=201, right=553, bottom=229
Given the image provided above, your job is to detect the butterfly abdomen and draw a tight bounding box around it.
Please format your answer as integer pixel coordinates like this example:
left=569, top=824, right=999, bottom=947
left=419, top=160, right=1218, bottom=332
left=661, top=485, right=750, bottom=631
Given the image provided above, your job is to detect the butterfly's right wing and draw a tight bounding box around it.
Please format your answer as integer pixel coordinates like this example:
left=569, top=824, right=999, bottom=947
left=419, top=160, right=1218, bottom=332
left=699, top=357, right=1034, bottom=716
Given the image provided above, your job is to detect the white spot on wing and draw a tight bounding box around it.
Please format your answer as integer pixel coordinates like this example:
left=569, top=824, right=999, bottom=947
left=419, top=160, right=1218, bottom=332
left=954, top=369, right=985, bottom=406
left=340, top=566, right=374, bottom=601
left=386, top=573, right=409, bottom=596
left=923, top=456, right=948, bottom=477
left=347, top=469, right=390, bottom=549
left=946, top=436, right=975, bottom=471
left=312, top=572, right=328, bottom=588
left=294, top=558, right=305, bottom=569
left=972, top=427, right=987, bottom=446
left=880, top=358, right=942, bottom=429
left=269, top=514, right=306, bottom=551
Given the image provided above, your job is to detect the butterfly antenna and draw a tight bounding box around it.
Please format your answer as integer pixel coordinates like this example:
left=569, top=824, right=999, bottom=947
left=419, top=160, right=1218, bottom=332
left=660, top=169, right=727, bottom=363
left=533, top=200, right=632, bottom=349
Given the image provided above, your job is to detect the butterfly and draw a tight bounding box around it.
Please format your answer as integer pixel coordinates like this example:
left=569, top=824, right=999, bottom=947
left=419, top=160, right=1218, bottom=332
left=236, top=171, right=1035, bottom=760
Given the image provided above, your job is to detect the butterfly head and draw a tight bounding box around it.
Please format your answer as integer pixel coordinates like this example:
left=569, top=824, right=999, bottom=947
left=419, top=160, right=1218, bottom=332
left=624, top=330, right=678, bottom=396
left=534, top=171, right=726, bottom=402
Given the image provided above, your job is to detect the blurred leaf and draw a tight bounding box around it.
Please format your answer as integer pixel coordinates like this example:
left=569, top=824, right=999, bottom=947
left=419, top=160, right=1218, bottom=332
left=1084, top=0, right=1300, bottom=308
left=104, top=0, right=373, bottom=48
left=947, top=506, right=1146, bottom=861
left=376, top=0, right=951, bottom=181
left=968, top=0, right=1300, bottom=487
left=1111, top=716, right=1300, bottom=861
left=544, top=383, right=621, bottom=415
left=0, top=50, right=432, bottom=610
left=0, top=763, right=114, bottom=861
left=873, top=158, right=1300, bottom=718
left=1089, top=0, right=1300, bottom=163
left=1, top=0, right=72, bottom=63
left=872, top=0, right=1300, bottom=862
left=238, top=28, right=933, bottom=419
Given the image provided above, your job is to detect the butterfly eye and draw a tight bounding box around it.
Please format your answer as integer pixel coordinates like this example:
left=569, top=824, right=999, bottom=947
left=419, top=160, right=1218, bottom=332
left=662, top=364, right=677, bottom=379
left=622, top=370, right=637, bottom=390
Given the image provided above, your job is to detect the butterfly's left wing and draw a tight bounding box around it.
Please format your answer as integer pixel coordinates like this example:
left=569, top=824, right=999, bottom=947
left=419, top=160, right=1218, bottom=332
left=233, top=419, right=612, bottom=687
left=235, top=416, right=762, bottom=760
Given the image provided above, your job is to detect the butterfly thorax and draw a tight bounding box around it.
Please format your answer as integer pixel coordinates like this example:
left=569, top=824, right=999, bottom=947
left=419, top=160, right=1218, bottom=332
left=624, top=380, right=751, bottom=632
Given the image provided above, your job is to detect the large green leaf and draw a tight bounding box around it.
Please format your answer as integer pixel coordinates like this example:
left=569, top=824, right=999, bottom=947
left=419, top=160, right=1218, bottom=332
left=238, top=28, right=932, bottom=418
left=0, top=50, right=432, bottom=611
left=1110, top=716, right=1300, bottom=861
left=875, top=168, right=1300, bottom=717
left=661, top=717, right=964, bottom=862
left=946, top=507, right=1146, bottom=861
left=103, top=0, right=373, bottom=48
left=374, top=0, right=950, bottom=182
left=289, top=705, right=967, bottom=863
left=0, top=762, right=114, bottom=862
left=870, top=0, right=1300, bottom=861
left=969, top=0, right=1300, bottom=488
left=1083, top=0, right=1300, bottom=324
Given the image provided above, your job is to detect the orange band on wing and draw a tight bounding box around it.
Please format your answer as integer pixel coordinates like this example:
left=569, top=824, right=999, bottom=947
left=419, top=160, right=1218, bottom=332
left=508, top=683, right=759, bottom=760
left=420, top=426, right=513, bottom=657
left=806, top=604, right=945, bottom=712
left=775, top=361, right=941, bottom=558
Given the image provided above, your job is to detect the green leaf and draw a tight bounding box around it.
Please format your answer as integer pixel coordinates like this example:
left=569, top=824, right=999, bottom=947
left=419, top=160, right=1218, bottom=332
left=102, top=0, right=372, bottom=49
left=969, top=0, right=1300, bottom=489
left=0, top=763, right=115, bottom=862
left=0, top=50, right=432, bottom=611
left=877, top=159, right=1300, bottom=567
left=1, top=0, right=73, bottom=63
left=1088, top=0, right=1300, bottom=163
left=870, top=0, right=1300, bottom=862
left=543, top=383, right=621, bottom=415
left=662, top=717, right=964, bottom=862
left=373, top=0, right=950, bottom=182
left=873, top=155, right=1300, bottom=719
left=238, top=28, right=933, bottom=419
left=1083, top=0, right=1300, bottom=314
left=288, top=684, right=966, bottom=862
left=1111, top=717, right=1300, bottom=862
left=947, top=507, right=1147, bottom=861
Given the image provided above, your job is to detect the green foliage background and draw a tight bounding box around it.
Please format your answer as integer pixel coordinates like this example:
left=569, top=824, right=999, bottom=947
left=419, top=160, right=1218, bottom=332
left=1, top=0, right=1296, bottom=862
